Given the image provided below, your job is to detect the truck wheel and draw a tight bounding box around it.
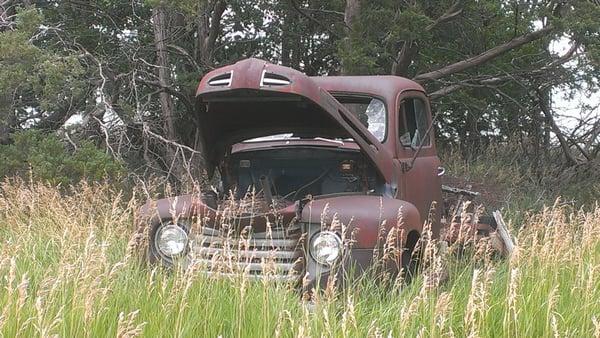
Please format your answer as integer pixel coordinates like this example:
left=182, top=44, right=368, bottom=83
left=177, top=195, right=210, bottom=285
left=400, top=230, right=421, bottom=283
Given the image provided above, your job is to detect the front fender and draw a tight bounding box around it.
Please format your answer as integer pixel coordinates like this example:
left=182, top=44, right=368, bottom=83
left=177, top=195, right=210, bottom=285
left=135, top=195, right=209, bottom=227
left=301, top=194, right=422, bottom=249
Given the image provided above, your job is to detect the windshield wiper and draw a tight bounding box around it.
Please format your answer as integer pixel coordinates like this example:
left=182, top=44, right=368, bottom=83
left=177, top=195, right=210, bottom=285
left=314, top=137, right=345, bottom=146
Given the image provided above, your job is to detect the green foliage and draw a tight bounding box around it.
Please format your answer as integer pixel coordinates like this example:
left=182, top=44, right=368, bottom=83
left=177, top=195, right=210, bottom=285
left=146, top=0, right=208, bottom=16
left=0, top=8, right=85, bottom=123
left=0, top=0, right=597, bottom=181
left=0, top=130, right=124, bottom=186
left=336, top=38, right=380, bottom=75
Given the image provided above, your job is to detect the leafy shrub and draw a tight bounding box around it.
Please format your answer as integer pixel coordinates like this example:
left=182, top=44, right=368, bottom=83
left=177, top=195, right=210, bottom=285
left=0, top=130, right=124, bottom=185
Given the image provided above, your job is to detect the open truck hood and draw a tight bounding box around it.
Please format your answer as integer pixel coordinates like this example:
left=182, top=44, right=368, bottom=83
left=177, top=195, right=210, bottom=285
left=195, top=58, right=397, bottom=185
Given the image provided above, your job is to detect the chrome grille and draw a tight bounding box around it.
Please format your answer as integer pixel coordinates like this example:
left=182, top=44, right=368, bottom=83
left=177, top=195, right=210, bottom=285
left=190, top=226, right=303, bottom=282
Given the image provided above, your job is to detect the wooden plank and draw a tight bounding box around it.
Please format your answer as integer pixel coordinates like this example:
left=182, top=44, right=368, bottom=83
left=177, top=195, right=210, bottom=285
left=493, top=210, right=515, bottom=256
left=442, top=185, right=480, bottom=197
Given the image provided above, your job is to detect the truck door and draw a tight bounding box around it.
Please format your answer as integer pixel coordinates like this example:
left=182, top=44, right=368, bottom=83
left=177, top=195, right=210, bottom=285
left=396, top=92, right=443, bottom=237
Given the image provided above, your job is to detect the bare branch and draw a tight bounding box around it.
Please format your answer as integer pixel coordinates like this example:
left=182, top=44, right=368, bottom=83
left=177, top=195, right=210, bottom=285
left=428, top=40, right=578, bottom=100
left=303, top=8, right=345, bottom=17
left=545, top=40, right=580, bottom=69
left=138, top=78, right=195, bottom=116
left=429, top=75, right=511, bottom=99
left=143, top=124, right=203, bottom=158
left=428, top=83, right=464, bottom=99
left=92, top=116, right=118, bottom=158
left=585, top=119, right=600, bottom=153
left=392, top=1, right=462, bottom=76
left=291, top=0, right=340, bottom=39
left=426, top=1, right=463, bottom=31
left=414, top=25, right=554, bottom=83
left=205, top=0, right=226, bottom=58
left=536, top=88, right=579, bottom=166
left=167, top=44, right=201, bottom=72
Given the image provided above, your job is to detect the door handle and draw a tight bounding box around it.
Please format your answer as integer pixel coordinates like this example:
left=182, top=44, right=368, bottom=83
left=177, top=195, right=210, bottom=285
left=437, top=166, right=446, bottom=177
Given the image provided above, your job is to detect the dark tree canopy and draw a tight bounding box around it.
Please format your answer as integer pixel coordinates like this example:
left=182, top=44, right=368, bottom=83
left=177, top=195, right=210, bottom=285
left=0, top=0, right=599, bottom=183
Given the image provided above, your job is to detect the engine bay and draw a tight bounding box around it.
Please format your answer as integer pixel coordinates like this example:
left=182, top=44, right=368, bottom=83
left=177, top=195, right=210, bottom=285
left=219, top=146, right=383, bottom=203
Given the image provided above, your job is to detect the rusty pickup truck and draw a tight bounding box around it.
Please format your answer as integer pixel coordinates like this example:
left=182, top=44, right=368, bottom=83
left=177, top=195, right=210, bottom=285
left=135, top=58, right=465, bottom=290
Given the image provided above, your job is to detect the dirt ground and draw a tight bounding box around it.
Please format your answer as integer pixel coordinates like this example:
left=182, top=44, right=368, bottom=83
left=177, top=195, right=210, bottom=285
left=442, top=174, right=506, bottom=213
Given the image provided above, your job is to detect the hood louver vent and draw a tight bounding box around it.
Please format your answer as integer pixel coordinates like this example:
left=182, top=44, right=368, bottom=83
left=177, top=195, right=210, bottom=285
left=208, top=71, right=233, bottom=86
left=260, top=71, right=291, bottom=86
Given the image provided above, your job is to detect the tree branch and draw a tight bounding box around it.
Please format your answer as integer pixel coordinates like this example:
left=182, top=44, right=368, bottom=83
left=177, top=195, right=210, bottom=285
left=138, top=78, right=195, bottom=116
left=167, top=43, right=201, bottom=71
left=391, top=1, right=462, bottom=76
left=428, top=38, right=578, bottom=99
left=535, top=88, right=579, bottom=166
left=291, top=0, right=340, bottom=39
left=429, top=75, right=512, bottom=99
left=425, top=1, right=463, bottom=31
left=414, top=25, right=554, bottom=83
left=205, top=0, right=226, bottom=57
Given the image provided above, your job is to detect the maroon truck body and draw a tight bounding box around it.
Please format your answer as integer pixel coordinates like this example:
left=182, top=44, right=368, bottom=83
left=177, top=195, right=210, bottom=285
left=136, top=58, right=445, bottom=288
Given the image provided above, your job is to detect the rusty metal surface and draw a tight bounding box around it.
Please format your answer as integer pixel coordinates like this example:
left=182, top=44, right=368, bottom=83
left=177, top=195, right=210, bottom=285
left=196, top=59, right=443, bottom=236
left=302, top=248, right=375, bottom=291
left=310, top=75, right=425, bottom=101
left=195, top=58, right=396, bottom=184
left=301, top=195, right=422, bottom=248
left=136, top=194, right=298, bottom=233
left=135, top=58, right=451, bottom=285
left=189, top=226, right=302, bottom=282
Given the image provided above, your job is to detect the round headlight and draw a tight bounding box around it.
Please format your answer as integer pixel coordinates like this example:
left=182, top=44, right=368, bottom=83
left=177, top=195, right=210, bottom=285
left=155, top=224, right=188, bottom=257
left=310, top=231, right=342, bottom=266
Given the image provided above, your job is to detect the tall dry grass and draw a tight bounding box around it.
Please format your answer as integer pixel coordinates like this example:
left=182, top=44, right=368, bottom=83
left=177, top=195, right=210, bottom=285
left=1, top=180, right=600, bottom=337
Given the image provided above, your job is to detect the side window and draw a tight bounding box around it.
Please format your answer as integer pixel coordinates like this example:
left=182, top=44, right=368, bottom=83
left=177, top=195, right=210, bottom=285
left=399, top=98, right=430, bottom=148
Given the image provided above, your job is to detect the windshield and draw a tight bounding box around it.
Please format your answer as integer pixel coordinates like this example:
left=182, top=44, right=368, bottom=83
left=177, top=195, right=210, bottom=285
left=336, top=95, right=386, bottom=142
left=244, top=95, right=387, bottom=143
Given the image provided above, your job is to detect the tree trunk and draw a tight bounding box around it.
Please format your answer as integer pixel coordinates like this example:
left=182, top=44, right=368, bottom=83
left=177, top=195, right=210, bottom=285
left=0, top=108, right=15, bottom=145
left=152, top=5, right=186, bottom=183
left=152, top=6, right=177, bottom=144
left=344, top=0, right=360, bottom=30
left=536, top=89, right=578, bottom=166
left=391, top=41, right=418, bottom=77
left=341, top=0, right=361, bottom=75
left=197, top=0, right=226, bottom=69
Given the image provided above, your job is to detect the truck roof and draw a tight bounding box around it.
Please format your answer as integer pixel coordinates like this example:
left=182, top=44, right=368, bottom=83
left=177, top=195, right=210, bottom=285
left=311, top=75, right=426, bottom=102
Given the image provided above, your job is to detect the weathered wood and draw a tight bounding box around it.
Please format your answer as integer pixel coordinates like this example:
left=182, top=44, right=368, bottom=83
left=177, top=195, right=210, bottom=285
left=442, top=185, right=481, bottom=197
left=493, top=210, right=515, bottom=256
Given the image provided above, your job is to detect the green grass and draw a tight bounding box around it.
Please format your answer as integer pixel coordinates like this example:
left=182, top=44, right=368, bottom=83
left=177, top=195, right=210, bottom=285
left=1, top=180, right=600, bottom=337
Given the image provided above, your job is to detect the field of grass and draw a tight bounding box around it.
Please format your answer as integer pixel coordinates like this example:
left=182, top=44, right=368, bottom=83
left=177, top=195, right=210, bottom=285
left=1, top=178, right=600, bottom=337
